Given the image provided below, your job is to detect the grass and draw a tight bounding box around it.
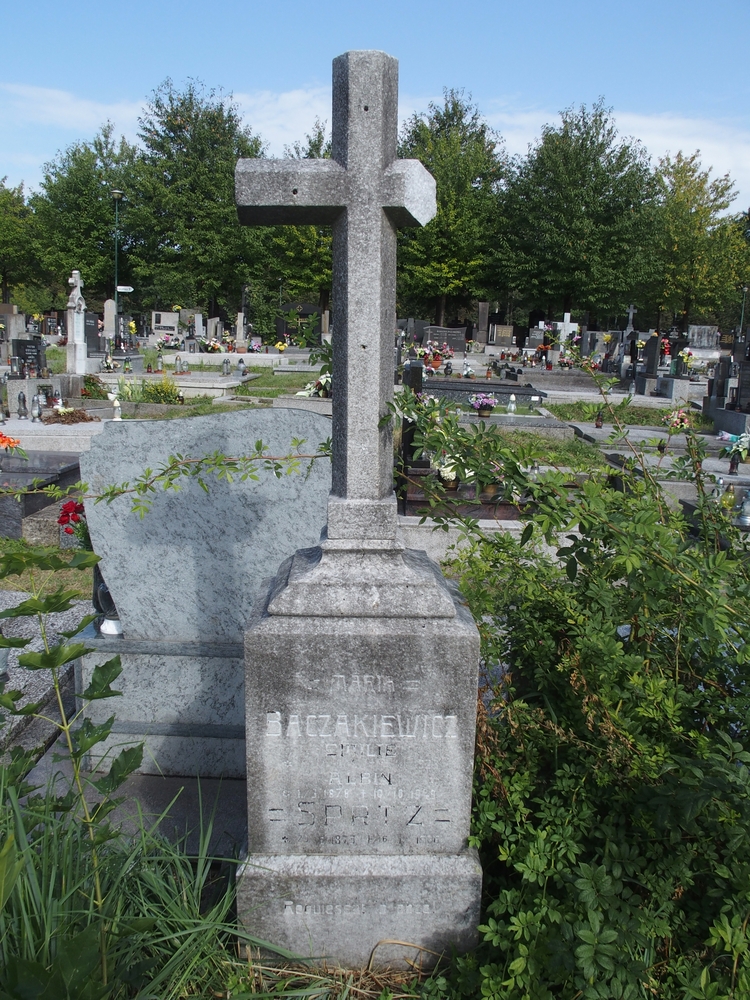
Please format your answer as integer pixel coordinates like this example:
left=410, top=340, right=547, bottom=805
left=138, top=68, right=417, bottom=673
left=546, top=400, right=714, bottom=429
left=45, top=347, right=66, bottom=375
left=0, top=536, right=93, bottom=595
left=493, top=430, right=609, bottom=471
left=235, top=367, right=314, bottom=398
left=132, top=401, right=256, bottom=420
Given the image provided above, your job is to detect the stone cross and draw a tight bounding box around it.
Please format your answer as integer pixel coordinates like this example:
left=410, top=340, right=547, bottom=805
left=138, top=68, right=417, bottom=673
left=558, top=311, right=578, bottom=350
left=236, top=50, right=436, bottom=545
left=67, top=269, right=85, bottom=314
left=625, top=303, right=637, bottom=333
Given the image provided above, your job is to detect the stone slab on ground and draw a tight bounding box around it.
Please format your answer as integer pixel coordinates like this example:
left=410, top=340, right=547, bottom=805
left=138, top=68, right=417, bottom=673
left=0, top=414, right=105, bottom=453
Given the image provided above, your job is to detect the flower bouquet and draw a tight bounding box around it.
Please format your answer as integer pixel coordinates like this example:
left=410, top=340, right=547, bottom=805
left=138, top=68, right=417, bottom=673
left=470, top=393, right=498, bottom=416
left=662, top=409, right=692, bottom=432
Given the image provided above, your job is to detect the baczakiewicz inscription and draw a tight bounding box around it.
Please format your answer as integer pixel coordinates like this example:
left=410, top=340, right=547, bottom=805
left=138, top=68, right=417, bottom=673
left=265, top=711, right=458, bottom=739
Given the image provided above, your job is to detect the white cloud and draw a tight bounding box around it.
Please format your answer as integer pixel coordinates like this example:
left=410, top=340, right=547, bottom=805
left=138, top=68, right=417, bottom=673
left=0, top=83, right=142, bottom=137
left=234, top=87, right=331, bottom=154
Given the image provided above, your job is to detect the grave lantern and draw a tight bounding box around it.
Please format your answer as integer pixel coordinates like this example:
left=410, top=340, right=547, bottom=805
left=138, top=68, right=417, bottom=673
left=10, top=357, right=19, bottom=376
left=177, top=390, right=185, bottom=404
left=189, top=341, right=196, bottom=353
left=156, top=352, right=164, bottom=372
left=174, top=355, right=182, bottom=374
left=222, top=358, right=231, bottom=376
left=124, top=355, right=132, bottom=373
left=237, top=357, right=246, bottom=374
left=113, top=398, right=122, bottom=421
left=17, top=391, right=27, bottom=419
left=146, top=363, right=153, bottom=374
left=30, top=394, right=42, bottom=422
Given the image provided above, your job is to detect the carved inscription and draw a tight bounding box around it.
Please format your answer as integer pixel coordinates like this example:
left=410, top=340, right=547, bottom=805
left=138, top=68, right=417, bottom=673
left=265, top=711, right=458, bottom=739
left=283, top=899, right=431, bottom=917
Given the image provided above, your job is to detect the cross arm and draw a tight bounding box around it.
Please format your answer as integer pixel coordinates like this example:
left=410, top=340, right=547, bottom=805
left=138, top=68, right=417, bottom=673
left=382, top=160, right=437, bottom=228
left=236, top=159, right=347, bottom=226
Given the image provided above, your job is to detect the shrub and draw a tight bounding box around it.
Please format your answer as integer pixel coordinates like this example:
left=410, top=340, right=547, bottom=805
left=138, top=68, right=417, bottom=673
left=142, top=376, right=180, bottom=404
left=422, top=426, right=750, bottom=999
left=81, top=374, right=108, bottom=400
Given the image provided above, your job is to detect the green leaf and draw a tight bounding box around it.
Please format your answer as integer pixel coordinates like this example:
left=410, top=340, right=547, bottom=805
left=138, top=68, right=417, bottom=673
left=520, top=523, right=533, bottom=546
left=566, top=556, right=578, bottom=581
left=80, top=656, right=122, bottom=700
left=18, top=642, right=91, bottom=672
left=59, top=614, right=99, bottom=639
left=72, top=716, right=115, bottom=754
left=0, top=590, right=81, bottom=619
left=0, top=833, right=23, bottom=910
left=92, top=743, right=144, bottom=796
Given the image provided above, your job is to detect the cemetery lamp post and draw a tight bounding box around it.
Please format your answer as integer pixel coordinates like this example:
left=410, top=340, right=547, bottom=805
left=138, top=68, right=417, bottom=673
left=112, top=189, right=124, bottom=322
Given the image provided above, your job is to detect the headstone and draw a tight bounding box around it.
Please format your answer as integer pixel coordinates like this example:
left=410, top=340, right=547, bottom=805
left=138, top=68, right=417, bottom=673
left=556, top=312, right=578, bottom=350
left=643, top=333, right=660, bottom=376
left=194, top=313, right=205, bottom=340
left=206, top=317, right=221, bottom=341
left=737, top=361, right=750, bottom=412
left=77, top=408, right=332, bottom=777
left=235, top=49, right=481, bottom=970
left=235, top=311, right=246, bottom=345
left=103, top=299, right=116, bottom=340
left=65, top=270, right=87, bottom=374
left=84, top=314, right=100, bottom=356
left=475, top=301, right=489, bottom=343
left=151, top=311, right=179, bottom=336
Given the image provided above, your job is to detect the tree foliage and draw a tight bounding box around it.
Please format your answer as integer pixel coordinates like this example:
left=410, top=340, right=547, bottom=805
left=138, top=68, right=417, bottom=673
left=398, top=90, right=504, bottom=323
left=0, top=180, right=34, bottom=305
left=397, top=387, right=750, bottom=1000
left=500, top=99, right=654, bottom=320
left=30, top=124, right=137, bottom=309
left=648, top=151, right=750, bottom=330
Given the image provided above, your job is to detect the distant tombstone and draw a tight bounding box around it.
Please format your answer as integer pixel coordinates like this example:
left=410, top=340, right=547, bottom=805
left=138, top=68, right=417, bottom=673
left=103, top=298, right=116, bottom=340
left=152, top=311, right=179, bottom=335
left=688, top=325, right=719, bottom=350
left=84, top=314, right=100, bottom=356
left=737, top=361, right=750, bottom=412
left=425, top=326, right=466, bottom=353
left=493, top=324, right=514, bottom=348
left=194, top=313, right=204, bottom=340
left=643, top=334, right=660, bottom=376
left=11, top=337, right=46, bottom=371
left=66, top=269, right=87, bottom=374
left=719, top=330, right=734, bottom=355
left=475, top=301, right=489, bottom=343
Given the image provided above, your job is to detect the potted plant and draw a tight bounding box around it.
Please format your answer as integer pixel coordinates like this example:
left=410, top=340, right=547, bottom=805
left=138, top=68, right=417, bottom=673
left=470, top=392, right=498, bottom=418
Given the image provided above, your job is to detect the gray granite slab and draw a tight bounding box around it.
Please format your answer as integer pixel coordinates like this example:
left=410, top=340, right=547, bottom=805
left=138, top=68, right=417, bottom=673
left=79, top=408, right=332, bottom=642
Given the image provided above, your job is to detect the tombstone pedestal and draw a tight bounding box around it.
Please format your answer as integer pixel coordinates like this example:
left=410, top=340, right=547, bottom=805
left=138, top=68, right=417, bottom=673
left=66, top=341, right=87, bottom=375
left=238, top=557, right=481, bottom=968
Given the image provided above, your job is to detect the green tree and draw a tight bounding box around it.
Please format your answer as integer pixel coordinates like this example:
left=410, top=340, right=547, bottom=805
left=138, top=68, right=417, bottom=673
left=274, top=118, right=333, bottom=310
left=0, top=180, right=34, bottom=304
left=397, top=90, right=504, bottom=323
left=31, top=124, right=137, bottom=309
left=649, top=151, right=750, bottom=331
left=126, top=79, right=268, bottom=315
left=501, top=99, right=654, bottom=322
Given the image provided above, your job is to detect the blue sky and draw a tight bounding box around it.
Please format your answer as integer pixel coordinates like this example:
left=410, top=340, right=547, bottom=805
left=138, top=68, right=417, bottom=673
left=2, top=0, right=749, bottom=208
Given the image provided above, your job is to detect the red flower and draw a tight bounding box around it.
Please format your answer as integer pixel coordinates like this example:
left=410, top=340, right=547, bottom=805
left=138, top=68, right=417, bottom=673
left=58, top=500, right=85, bottom=527
left=64, top=526, right=74, bottom=534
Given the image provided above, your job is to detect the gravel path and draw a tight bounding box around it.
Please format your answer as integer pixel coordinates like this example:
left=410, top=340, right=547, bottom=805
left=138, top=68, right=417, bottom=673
left=0, top=590, right=94, bottom=752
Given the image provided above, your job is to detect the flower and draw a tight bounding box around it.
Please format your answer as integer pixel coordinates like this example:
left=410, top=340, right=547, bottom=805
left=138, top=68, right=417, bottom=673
left=662, top=409, right=691, bottom=432
left=0, top=433, right=20, bottom=451
left=274, top=341, right=287, bottom=352
left=58, top=500, right=85, bottom=534
left=469, top=393, right=498, bottom=410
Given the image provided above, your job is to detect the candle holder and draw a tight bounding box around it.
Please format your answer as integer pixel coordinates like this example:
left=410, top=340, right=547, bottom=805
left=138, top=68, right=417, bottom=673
left=17, top=391, right=28, bottom=419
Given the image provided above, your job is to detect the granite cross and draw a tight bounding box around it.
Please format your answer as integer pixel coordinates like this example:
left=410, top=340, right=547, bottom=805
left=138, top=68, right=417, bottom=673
left=236, top=50, right=436, bottom=544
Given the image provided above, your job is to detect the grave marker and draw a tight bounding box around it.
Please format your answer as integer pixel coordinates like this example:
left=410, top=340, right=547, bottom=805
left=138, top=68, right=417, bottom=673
left=235, top=49, right=481, bottom=969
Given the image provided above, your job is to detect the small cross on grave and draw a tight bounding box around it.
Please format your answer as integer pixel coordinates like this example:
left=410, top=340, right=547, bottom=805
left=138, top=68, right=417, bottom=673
left=558, top=311, right=578, bottom=350
left=236, top=50, right=453, bottom=616
left=625, top=303, right=638, bottom=333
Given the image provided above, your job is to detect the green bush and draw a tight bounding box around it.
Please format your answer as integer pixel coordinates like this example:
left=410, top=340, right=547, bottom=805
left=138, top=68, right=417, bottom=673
left=141, top=376, right=180, bottom=404
left=425, top=433, right=750, bottom=999
left=81, top=374, right=109, bottom=400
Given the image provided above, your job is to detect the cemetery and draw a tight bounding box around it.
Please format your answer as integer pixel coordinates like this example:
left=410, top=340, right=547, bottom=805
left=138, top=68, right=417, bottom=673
left=0, top=44, right=749, bottom=1000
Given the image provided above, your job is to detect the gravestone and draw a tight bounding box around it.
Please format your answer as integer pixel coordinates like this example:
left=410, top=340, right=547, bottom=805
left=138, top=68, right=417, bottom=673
left=65, top=270, right=87, bottom=374
left=235, top=49, right=481, bottom=969
left=84, top=314, right=100, bottom=357
left=643, top=333, right=660, bottom=377
left=76, top=408, right=332, bottom=777
left=103, top=298, right=116, bottom=341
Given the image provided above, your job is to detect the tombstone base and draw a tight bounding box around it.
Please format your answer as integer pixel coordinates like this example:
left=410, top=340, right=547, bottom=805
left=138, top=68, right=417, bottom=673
left=66, top=341, right=87, bottom=375
left=236, top=849, right=482, bottom=969
left=267, top=543, right=456, bottom=618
